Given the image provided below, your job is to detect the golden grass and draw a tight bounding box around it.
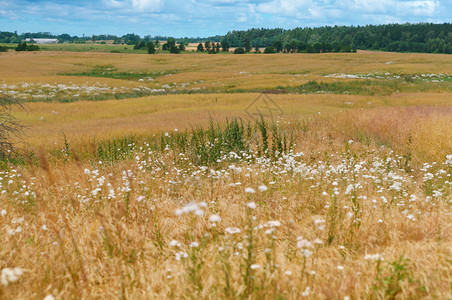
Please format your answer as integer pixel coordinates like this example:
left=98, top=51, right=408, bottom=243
left=1, top=124, right=451, bottom=298
left=1, top=51, right=451, bottom=89
left=1, top=51, right=452, bottom=298
left=12, top=92, right=452, bottom=152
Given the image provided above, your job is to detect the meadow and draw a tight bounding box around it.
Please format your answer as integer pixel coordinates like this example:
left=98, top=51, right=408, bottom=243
left=0, top=49, right=452, bottom=299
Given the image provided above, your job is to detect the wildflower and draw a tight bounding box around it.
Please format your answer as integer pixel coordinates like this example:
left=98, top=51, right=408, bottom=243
left=190, top=242, right=199, bottom=248
left=175, top=252, right=188, bottom=261
left=364, top=254, right=384, bottom=261
left=1, top=209, right=6, bottom=217
left=247, top=202, right=257, bottom=209
left=297, top=239, right=313, bottom=249
left=302, top=249, right=312, bottom=257
left=267, top=220, right=281, bottom=227
left=301, top=286, right=311, bottom=296
left=337, top=265, right=344, bottom=270
left=313, top=238, right=323, bottom=245
left=169, top=240, right=180, bottom=247
left=245, top=187, right=256, bottom=194
left=208, top=214, right=221, bottom=223
left=250, top=264, right=260, bottom=269
left=43, top=295, right=55, bottom=300
left=258, top=185, right=268, bottom=192
left=407, top=214, right=416, bottom=221
left=1, top=267, right=24, bottom=286
left=314, top=218, right=326, bottom=231
left=225, top=227, right=241, bottom=234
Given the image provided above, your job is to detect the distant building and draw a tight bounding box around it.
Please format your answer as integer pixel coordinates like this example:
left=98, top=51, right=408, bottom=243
left=25, top=38, right=58, bottom=44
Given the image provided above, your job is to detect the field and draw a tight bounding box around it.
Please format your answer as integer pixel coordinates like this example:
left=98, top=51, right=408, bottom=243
left=1, top=49, right=452, bottom=299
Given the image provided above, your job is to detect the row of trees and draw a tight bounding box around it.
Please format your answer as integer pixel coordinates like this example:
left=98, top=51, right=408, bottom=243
left=218, top=23, right=452, bottom=54
left=132, top=38, right=185, bottom=54
left=196, top=41, right=229, bottom=53
left=194, top=39, right=354, bottom=54
left=2, top=23, right=451, bottom=54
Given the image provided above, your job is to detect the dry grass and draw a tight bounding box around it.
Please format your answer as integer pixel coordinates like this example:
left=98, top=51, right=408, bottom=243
left=12, top=92, right=452, bottom=153
left=1, top=117, right=452, bottom=298
left=1, top=51, right=452, bottom=299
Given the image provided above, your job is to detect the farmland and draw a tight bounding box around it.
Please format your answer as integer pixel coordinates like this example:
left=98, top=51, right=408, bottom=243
left=1, top=49, right=452, bottom=299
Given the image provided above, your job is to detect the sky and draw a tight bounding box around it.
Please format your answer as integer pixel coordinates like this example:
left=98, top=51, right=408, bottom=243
left=0, top=0, right=450, bottom=37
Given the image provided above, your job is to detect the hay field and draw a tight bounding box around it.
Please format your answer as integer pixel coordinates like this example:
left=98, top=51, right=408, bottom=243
left=1, top=51, right=452, bottom=299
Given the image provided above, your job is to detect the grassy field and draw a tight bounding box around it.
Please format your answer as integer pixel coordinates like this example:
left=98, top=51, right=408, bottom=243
left=1, top=50, right=452, bottom=299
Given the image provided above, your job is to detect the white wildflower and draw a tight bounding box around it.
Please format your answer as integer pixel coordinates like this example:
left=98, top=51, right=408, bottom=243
left=209, top=214, right=221, bottom=223
left=245, top=187, right=256, bottom=194
left=225, top=227, right=241, bottom=234
left=364, top=253, right=384, bottom=261
left=1, top=267, right=24, bottom=286
left=247, top=202, right=257, bottom=209
left=267, top=220, right=281, bottom=227
left=169, top=240, right=180, bottom=247
left=258, top=185, right=268, bottom=192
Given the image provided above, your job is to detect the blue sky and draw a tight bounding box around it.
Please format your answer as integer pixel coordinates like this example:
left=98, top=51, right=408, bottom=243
left=0, top=0, right=450, bottom=37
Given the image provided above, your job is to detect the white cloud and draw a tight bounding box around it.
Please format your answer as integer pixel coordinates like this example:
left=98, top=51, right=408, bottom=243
left=398, top=0, right=438, bottom=16
left=104, top=0, right=124, bottom=8
left=343, top=0, right=439, bottom=16
left=131, top=0, right=165, bottom=11
left=0, top=0, right=449, bottom=37
left=255, top=0, right=322, bottom=18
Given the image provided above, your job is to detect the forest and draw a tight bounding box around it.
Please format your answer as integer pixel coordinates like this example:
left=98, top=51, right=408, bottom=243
left=1, top=23, right=451, bottom=54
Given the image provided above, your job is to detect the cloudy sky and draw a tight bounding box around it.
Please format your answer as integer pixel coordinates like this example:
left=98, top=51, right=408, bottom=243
left=0, top=0, right=450, bottom=37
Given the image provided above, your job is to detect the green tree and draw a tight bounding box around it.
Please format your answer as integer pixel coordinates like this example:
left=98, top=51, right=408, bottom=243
left=221, top=40, right=230, bottom=52
left=244, top=39, right=251, bottom=52
left=233, top=47, right=245, bottom=54
left=134, top=41, right=146, bottom=50
left=204, top=41, right=211, bottom=51
left=263, top=46, right=276, bottom=53
left=15, top=42, right=27, bottom=51
left=147, top=41, right=156, bottom=54
left=197, top=43, right=204, bottom=52
left=272, top=40, right=282, bottom=52
left=254, top=45, right=260, bottom=53
left=169, top=44, right=181, bottom=54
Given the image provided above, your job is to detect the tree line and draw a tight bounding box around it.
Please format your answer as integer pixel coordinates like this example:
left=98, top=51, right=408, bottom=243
left=1, top=23, right=451, bottom=54
left=218, top=23, right=452, bottom=54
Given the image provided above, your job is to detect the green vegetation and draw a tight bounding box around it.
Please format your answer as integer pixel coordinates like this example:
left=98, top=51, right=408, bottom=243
left=290, top=78, right=452, bottom=96
left=2, top=22, right=451, bottom=54
left=219, top=23, right=452, bottom=54
left=61, top=64, right=177, bottom=80
left=15, top=41, right=40, bottom=52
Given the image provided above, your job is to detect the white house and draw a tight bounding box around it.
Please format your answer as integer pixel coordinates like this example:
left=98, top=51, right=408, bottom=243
left=25, top=38, right=58, bottom=44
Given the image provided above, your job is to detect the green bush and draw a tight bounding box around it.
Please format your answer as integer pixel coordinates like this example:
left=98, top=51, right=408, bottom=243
left=263, top=46, right=276, bottom=53
left=234, top=47, right=245, bottom=54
